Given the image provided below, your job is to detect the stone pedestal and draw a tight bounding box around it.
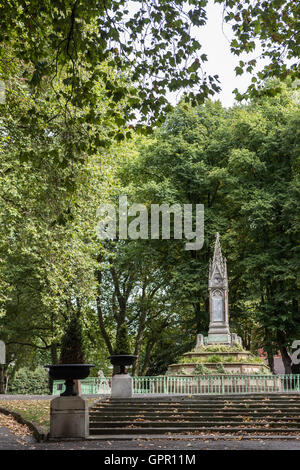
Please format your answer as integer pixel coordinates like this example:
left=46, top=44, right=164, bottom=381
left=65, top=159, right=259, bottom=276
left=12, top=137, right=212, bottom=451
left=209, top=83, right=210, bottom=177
left=111, top=374, right=133, bottom=398
left=50, top=396, right=88, bottom=439
left=195, top=334, right=204, bottom=351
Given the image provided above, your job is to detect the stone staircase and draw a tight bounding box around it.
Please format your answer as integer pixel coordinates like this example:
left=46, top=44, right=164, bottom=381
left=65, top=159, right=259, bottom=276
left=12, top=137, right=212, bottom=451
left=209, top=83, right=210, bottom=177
left=89, top=394, right=300, bottom=436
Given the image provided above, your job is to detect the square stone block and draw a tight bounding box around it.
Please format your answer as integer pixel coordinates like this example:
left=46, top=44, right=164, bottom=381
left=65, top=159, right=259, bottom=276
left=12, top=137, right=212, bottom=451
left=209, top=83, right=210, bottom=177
left=111, top=374, right=133, bottom=398
left=50, top=396, right=88, bottom=439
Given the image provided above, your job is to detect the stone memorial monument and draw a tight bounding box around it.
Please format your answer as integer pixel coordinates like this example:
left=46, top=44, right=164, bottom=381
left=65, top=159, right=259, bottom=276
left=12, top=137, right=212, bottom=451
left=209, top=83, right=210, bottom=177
left=196, top=233, right=242, bottom=347
left=166, top=233, right=270, bottom=376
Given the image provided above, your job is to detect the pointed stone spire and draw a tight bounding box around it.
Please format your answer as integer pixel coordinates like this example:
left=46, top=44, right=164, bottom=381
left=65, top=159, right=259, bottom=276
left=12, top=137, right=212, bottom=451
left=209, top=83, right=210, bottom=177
left=209, top=233, right=227, bottom=288
left=213, top=232, right=222, bottom=264
left=207, top=233, right=230, bottom=344
left=209, top=233, right=227, bottom=282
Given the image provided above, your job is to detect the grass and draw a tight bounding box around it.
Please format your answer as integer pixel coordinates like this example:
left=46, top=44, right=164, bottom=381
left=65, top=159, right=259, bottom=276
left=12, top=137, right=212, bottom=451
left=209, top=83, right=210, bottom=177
left=191, top=344, right=246, bottom=353
left=0, top=397, right=99, bottom=432
left=0, top=400, right=51, bottom=430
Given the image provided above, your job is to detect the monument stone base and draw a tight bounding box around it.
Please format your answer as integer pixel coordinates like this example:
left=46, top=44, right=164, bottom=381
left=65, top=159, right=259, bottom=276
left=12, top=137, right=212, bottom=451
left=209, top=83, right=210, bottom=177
left=50, top=396, right=88, bottom=439
left=207, top=333, right=232, bottom=344
left=196, top=333, right=242, bottom=349
left=111, top=374, right=133, bottom=398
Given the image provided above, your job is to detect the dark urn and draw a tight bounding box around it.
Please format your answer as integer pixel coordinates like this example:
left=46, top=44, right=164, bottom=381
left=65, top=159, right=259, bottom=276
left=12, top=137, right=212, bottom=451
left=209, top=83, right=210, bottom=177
left=108, top=355, right=137, bottom=374
left=46, top=364, right=95, bottom=396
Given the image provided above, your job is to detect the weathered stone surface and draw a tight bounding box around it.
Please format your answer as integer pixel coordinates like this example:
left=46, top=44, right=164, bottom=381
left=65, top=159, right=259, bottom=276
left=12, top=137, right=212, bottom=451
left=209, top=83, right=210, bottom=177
left=0, top=341, right=5, bottom=364
left=195, top=334, right=204, bottom=351
left=167, top=361, right=270, bottom=375
left=207, top=333, right=231, bottom=344
left=201, top=233, right=243, bottom=346
left=111, top=374, right=133, bottom=398
left=50, top=396, right=88, bottom=438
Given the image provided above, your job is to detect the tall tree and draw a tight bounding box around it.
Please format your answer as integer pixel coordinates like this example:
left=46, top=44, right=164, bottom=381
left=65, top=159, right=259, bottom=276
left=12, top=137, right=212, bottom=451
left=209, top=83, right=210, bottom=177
left=118, top=80, right=299, bottom=371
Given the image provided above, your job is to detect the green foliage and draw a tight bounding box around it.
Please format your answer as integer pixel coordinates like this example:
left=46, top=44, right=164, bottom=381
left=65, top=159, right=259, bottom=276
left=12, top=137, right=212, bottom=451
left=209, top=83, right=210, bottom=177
left=59, top=316, right=85, bottom=364
left=178, top=354, right=265, bottom=365
left=0, top=80, right=298, bottom=380
left=120, top=84, right=299, bottom=372
left=216, top=1, right=300, bottom=99
left=194, top=363, right=211, bottom=375
left=197, top=344, right=245, bottom=353
left=0, top=1, right=297, bottom=181
left=7, top=367, right=49, bottom=395
left=114, top=323, right=131, bottom=355
left=0, top=0, right=222, bottom=147
left=215, top=363, right=226, bottom=374
left=205, top=355, right=223, bottom=363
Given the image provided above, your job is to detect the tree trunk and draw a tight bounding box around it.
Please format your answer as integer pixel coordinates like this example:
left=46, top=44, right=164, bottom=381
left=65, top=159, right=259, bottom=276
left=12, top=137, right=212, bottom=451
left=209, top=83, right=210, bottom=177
left=132, top=283, right=147, bottom=376
left=0, top=365, right=6, bottom=394
left=280, top=345, right=292, bottom=374
left=95, top=257, right=113, bottom=355
left=267, top=351, right=275, bottom=374
left=140, top=339, right=156, bottom=376
left=277, top=330, right=292, bottom=374
left=48, top=343, right=58, bottom=394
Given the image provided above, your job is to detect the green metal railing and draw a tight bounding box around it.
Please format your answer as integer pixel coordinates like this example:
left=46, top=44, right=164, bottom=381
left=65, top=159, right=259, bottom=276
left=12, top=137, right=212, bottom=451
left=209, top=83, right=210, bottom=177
left=133, top=375, right=300, bottom=395
left=53, top=374, right=300, bottom=396
left=52, top=377, right=111, bottom=395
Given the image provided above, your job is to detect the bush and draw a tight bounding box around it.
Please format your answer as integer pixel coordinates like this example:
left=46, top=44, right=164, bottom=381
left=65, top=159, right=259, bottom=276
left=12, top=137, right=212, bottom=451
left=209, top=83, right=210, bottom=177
left=215, top=363, right=226, bottom=374
left=60, top=315, right=85, bottom=364
left=7, top=367, right=49, bottom=395
left=194, top=364, right=211, bottom=374
left=114, top=322, right=131, bottom=355
left=206, top=354, right=223, bottom=363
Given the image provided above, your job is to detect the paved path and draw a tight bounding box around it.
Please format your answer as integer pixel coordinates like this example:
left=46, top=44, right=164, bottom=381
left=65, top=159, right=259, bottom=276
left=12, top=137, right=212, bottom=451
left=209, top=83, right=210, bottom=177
left=0, top=394, right=100, bottom=400
left=33, top=437, right=300, bottom=450
left=0, top=425, right=36, bottom=449
left=1, top=423, right=300, bottom=450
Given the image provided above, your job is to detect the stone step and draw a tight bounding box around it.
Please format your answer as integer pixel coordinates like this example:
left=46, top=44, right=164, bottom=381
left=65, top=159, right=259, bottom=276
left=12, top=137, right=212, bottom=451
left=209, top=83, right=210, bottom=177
left=90, top=415, right=300, bottom=422
left=97, top=397, right=300, bottom=404
left=89, top=419, right=300, bottom=428
left=90, top=414, right=300, bottom=421
left=101, top=401, right=300, bottom=409
left=89, top=396, right=300, bottom=437
left=95, top=398, right=300, bottom=404
left=106, top=399, right=300, bottom=408
left=92, top=405, right=300, bottom=412
left=109, top=395, right=300, bottom=402
left=89, top=426, right=300, bottom=435
left=91, top=407, right=300, bottom=414
left=109, top=395, right=300, bottom=401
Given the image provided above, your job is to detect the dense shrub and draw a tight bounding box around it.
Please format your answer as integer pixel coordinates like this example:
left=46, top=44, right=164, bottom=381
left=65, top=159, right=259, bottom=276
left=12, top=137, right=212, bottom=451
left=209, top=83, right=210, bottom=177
left=7, top=367, right=49, bottom=394
left=60, top=315, right=85, bottom=364
left=114, top=323, right=131, bottom=355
